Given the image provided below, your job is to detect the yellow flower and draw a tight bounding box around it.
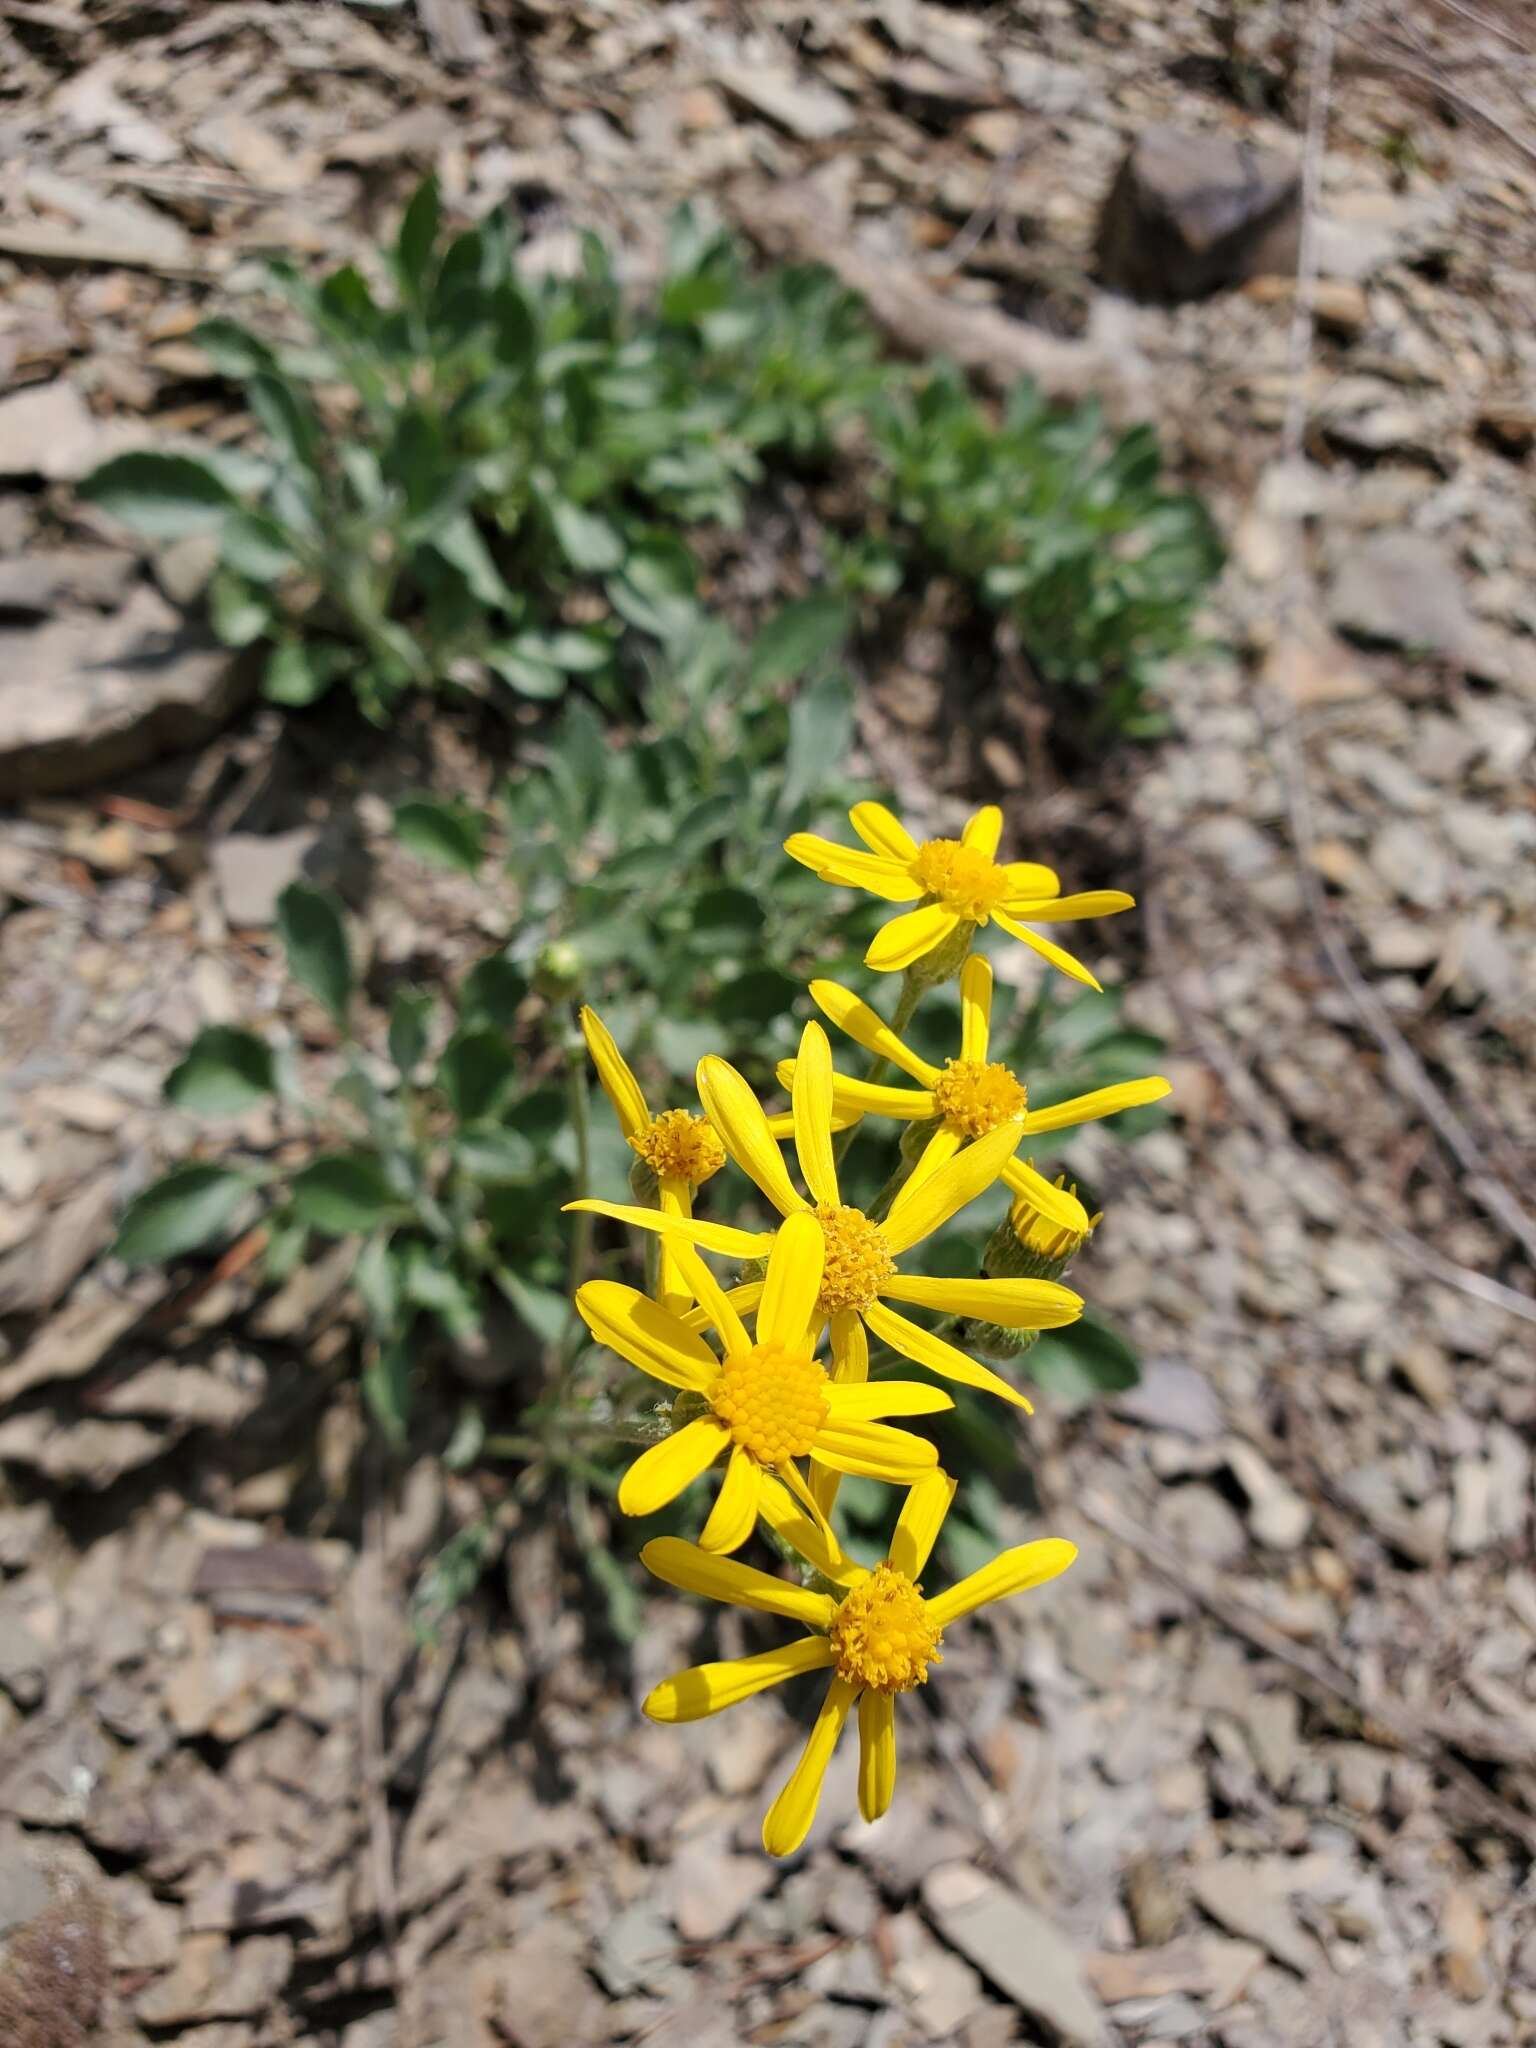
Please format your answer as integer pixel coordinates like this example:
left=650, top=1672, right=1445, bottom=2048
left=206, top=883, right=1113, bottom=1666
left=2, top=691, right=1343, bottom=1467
left=640, top=1470, right=1077, bottom=1855
left=575, top=1212, right=953, bottom=1555
left=784, top=800, right=1133, bottom=988
left=779, top=955, right=1170, bottom=1200
left=1009, top=1174, right=1098, bottom=1266
left=567, top=1020, right=1083, bottom=1414
left=580, top=1005, right=726, bottom=1312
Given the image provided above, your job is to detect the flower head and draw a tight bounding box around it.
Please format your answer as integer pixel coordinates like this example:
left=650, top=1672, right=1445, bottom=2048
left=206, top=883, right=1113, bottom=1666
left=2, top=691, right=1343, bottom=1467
left=785, top=800, right=1134, bottom=987
left=778, top=955, right=1169, bottom=1212
left=575, top=1212, right=953, bottom=1555
left=641, top=1470, right=1077, bottom=1854
left=567, top=1020, right=1085, bottom=1422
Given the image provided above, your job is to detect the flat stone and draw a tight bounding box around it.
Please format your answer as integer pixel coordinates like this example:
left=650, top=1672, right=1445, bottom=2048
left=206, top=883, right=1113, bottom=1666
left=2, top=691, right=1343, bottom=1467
left=0, top=588, right=252, bottom=799
left=1097, top=124, right=1299, bottom=300
left=594, top=1899, right=676, bottom=1998
left=211, top=828, right=322, bottom=928
left=1224, top=1443, right=1312, bottom=1551
left=922, top=1864, right=1106, bottom=2045
left=1157, top=1483, right=1247, bottom=1567
left=134, top=1930, right=293, bottom=2025
left=0, top=1822, right=51, bottom=1935
left=714, top=63, right=852, bottom=140
left=0, top=379, right=103, bottom=481
left=1327, top=534, right=1479, bottom=663
left=1188, top=1860, right=1318, bottom=1976
left=667, top=1835, right=774, bottom=1942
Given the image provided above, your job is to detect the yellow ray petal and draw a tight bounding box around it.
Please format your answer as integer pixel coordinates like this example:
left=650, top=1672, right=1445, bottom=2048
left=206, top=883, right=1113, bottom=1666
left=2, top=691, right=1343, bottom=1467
left=998, top=860, right=1060, bottom=899
left=641, top=1537, right=838, bottom=1628
left=765, top=1101, right=861, bottom=1140
left=618, top=1418, right=729, bottom=1516
left=757, top=1209, right=825, bottom=1351
left=575, top=1281, right=720, bottom=1392
left=698, top=1446, right=764, bottom=1554
left=762, top=1677, right=857, bottom=1856
left=655, top=1176, right=694, bottom=1316
left=999, top=1158, right=1091, bottom=1231
left=865, top=902, right=961, bottom=973
left=830, top=1076, right=936, bottom=1121
left=828, top=1309, right=868, bottom=1384
left=696, top=1057, right=806, bottom=1219
left=792, top=1021, right=840, bottom=1208
left=881, top=1120, right=1022, bottom=1254
left=667, top=1236, right=749, bottom=1353
left=962, top=805, right=1003, bottom=856
left=889, top=1469, right=958, bottom=1581
left=565, top=1198, right=770, bottom=1260
left=900, top=1123, right=962, bottom=1195
left=807, top=981, right=939, bottom=1084
left=849, top=801, right=919, bottom=862
left=758, top=1471, right=864, bottom=1588
left=1007, top=889, right=1135, bottom=922
left=864, top=1300, right=1032, bottom=1410
left=578, top=1005, right=649, bottom=1139
left=1020, top=1076, right=1172, bottom=1134
left=857, top=1690, right=897, bottom=1823
left=882, top=1273, right=1083, bottom=1330
left=924, top=1537, right=1079, bottom=1629
left=783, top=835, right=923, bottom=902
left=645, top=1636, right=834, bottom=1723
left=958, top=953, right=993, bottom=1063
left=681, top=1280, right=764, bottom=1337
left=811, top=1418, right=941, bottom=1478
left=825, top=1381, right=954, bottom=1420
left=991, top=911, right=1102, bottom=991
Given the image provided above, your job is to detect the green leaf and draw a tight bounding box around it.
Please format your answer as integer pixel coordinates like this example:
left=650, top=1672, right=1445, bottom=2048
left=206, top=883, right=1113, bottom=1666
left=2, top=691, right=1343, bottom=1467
left=195, top=316, right=280, bottom=379
left=402, top=1245, right=482, bottom=1340
left=364, top=1332, right=413, bottom=1451
left=454, top=1125, right=536, bottom=1184
left=747, top=594, right=849, bottom=687
left=289, top=1152, right=400, bottom=1236
left=1023, top=1315, right=1141, bottom=1401
left=207, top=569, right=271, bottom=649
left=443, top=1402, right=485, bottom=1471
left=79, top=450, right=236, bottom=538
left=458, top=955, right=527, bottom=1030
left=779, top=668, right=854, bottom=817
left=264, top=637, right=344, bottom=707
left=395, top=175, right=441, bottom=302
left=436, top=1029, right=519, bottom=1122
left=498, top=1267, right=569, bottom=1346
left=114, top=1163, right=254, bottom=1265
left=220, top=507, right=299, bottom=581
left=353, top=1232, right=401, bottom=1331
left=388, top=988, right=435, bottom=1077
left=546, top=495, right=625, bottom=573
left=393, top=797, right=486, bottom=875
left=276, top=883, right=352, bottom=1027
left=164, top=1027, right=277, bottom=1115
left=247, top=372, right=322, bottom=473
left=486, top=640, right=566, bottom=700
left=426, top=511, right=514, bottom=611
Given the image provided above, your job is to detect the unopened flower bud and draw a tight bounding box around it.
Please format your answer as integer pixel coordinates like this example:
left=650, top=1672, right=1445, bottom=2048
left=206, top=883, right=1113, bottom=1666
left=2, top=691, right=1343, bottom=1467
left=534, top=939, right=583, bottom=1001
left=984, top=1174, right=1098, bottom=1285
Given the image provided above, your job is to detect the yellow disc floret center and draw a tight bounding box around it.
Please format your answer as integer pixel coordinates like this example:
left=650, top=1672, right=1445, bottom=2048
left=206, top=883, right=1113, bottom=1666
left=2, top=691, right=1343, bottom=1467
left=709, top=1342, right=829, bottom=1464
left=829, top=1563, right=943, bottom=1694
left=813, top=1204, right=895, bottom=1316
left=930, top=1058, right=1028, bottom=1139
left=628, top=1110, right=726, bottom=1187
left=909, top=838, right=1009, bottom=922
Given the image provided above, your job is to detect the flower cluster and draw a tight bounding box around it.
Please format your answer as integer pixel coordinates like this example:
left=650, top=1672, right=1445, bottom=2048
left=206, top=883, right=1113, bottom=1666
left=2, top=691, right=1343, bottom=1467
left=568, top=803, right=1169, bottom=1855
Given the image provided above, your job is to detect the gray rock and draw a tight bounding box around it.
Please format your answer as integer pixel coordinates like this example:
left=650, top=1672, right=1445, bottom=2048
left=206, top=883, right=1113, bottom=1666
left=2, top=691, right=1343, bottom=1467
left=1158, top=1483, right=1247, bottom=1567
left=1188, top=1861, right=1318, bottom=1976
left=0, top=1822, right=51, bottom=1935
left=1097, top=125, right=1298, bottom=300
left=715, top=63, right=852, bottom=140
left=1001, top=52, right=1091, bottom=114
left=595, top=1898, right=676, bottom=1998
left=922, top=1864, right=1106, bottom=2045
left=211, top=828, right=322, bottom=929
left=0, top=379, right=103, bottom=481
left=0, top=588, right=252, bottom=799
left=1327, top=534, right=1478, bottom=662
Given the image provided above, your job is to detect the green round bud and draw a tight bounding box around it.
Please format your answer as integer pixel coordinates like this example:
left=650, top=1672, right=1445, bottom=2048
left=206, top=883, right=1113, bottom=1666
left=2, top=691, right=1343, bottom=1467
left=533, top=939, right=583, bottom=1001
